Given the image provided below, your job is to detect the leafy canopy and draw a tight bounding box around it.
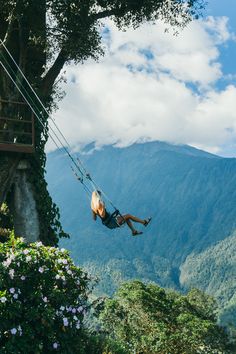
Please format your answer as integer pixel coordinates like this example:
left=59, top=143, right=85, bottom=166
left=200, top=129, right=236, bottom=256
left=1, top=0, right=206, bottom=89
left=100, top=281, right=232, bottom=354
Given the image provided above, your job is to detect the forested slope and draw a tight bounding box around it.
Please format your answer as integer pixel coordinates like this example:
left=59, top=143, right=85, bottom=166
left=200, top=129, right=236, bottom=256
left=180, top=232, right=236, bottom=327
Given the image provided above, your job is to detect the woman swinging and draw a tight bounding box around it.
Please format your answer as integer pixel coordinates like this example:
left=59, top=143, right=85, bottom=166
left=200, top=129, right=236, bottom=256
left=91, top=190, right=151, bottom=236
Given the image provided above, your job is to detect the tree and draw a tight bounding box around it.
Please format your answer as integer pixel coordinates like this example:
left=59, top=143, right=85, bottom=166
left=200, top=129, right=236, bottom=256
left=0, top=0, right=205, bottom=245
left=99, top=281, right=232, bottom=354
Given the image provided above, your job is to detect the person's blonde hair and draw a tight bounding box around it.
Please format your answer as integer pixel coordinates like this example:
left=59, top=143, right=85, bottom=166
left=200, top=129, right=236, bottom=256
left=91, top=191, right=99, bottom=211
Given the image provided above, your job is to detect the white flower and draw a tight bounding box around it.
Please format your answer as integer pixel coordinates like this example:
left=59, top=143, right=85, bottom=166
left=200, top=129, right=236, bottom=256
left=62, top=259, right=67, bottom=265
left=3, top=259, right=11, bottom=268
left=53, top=342, right=59, bottom=349
left=76, top=322, right=81, bottom=329
left=23, top=249, right=29, bottom=255
left=38, top=267, right=44, bottom=273
left=26, top=255, right=32, bottom=262
left=18, top=325, right=22, bottom=336
left=10, top=328, right=17, bottom=335
left=60, top=306, right=65, bottom=311
left=55, top=274, right=60, bottom=280
left=60, top=248, right=66, bottom=252
left=61, top=276, right=66, bottom=281
left=0, top=297, right=7, bottom=303
left=18, top=289, right=21, bottom=294
left=9, top=269, right=15, bottom=279
left=13, top=294, right=18, bottom=300
left=72, top=308, right=76, bottom=313
left=42, top=297, right=48, bottom=303
left=67, top=270, right=72, bottom=275
left=63, top=317, right=69, bottom=327
left=9, top=288, right=15, bottom=294
left=73, top=315, right=78, bottom=321
left=35, top=241, right=43, bottom=247
left=20, top=276, right=26, bottom=281
left=77, top=306, right=83, bottom=313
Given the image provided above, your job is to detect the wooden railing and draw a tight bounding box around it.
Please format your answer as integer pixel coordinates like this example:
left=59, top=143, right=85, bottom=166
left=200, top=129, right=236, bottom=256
left=0, top=99, right=35, bottom=153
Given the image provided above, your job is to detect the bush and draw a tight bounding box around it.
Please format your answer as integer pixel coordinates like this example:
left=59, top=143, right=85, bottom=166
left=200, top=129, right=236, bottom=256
left=0, top=204, right=12, bottom=243
left=0, top=237, right=89, bottom=354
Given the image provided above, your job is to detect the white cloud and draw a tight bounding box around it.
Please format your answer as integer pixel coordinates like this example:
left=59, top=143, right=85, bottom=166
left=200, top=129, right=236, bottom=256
left=47, top=16, right=236, bottom=156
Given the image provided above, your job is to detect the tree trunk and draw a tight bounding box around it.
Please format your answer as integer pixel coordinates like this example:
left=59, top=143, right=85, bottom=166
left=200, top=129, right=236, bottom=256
left=0, top=154, right=19, bottom=205
left=0, top=1, right=51, bottom=244
left=0, top=156, right=40, bottom=242
left=10, top=160, right=40, bottom=242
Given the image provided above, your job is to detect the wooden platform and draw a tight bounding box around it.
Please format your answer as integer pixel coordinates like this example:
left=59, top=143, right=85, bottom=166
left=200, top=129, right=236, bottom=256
left=0, top=99, right=35, bottom=154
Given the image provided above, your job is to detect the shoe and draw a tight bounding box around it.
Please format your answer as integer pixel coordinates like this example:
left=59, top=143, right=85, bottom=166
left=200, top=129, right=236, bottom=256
left=144, top=217, right=152, bottom=227
left=132, top=230, right=143, bottom=236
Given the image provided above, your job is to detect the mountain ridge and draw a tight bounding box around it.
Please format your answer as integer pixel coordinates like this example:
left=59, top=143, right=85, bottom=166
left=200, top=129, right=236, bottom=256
left=46, top=140, right=236, bottom=303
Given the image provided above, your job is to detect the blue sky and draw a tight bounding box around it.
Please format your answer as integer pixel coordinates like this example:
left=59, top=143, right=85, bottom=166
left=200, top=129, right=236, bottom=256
left=206, top=0, right=236, bottom=156
left=52, top=1, right=236, bottom=158
left=207, top=0, right=236, bottom=87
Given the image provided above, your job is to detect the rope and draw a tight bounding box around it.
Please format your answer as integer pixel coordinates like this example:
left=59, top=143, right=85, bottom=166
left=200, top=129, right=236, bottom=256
left=0, top=39, right=88, bottom=179
left=0, top=39, right=89, bottom=177
left=0, top=39, right=120, bottom=213
left=0, top=48, right=85, bottom=181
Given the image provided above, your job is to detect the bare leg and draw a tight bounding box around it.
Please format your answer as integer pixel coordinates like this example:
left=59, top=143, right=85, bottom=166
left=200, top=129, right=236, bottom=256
left=117, top=214, right=145, bottom=235
left=122, top=214, right=145, bottom=224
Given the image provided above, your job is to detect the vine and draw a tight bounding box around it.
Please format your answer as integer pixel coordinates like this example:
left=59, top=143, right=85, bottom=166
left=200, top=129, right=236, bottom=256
left=27, top=91, right=69, bottom=246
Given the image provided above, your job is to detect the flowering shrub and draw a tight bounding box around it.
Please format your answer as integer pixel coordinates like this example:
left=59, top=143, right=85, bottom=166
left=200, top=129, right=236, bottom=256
left=0, top=237, right=89, bottom=353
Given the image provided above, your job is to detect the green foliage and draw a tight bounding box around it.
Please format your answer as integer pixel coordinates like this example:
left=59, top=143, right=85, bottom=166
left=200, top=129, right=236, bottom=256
left=80, top=333, right=126, bottom=354
left=180, top=232, right=236, bottom=328
left=0, top=237, right=90, bottom=353
left=0, top=204, right=12, bottom=242
left=84, top=256, right=178, bottom=297
left=99, top=281, right=232, bottom=354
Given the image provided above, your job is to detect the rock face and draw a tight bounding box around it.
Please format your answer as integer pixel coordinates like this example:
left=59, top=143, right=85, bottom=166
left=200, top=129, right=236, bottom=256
left=0, top=155, right=40, bottom=242
left=11, top=160, right=40, bottom=242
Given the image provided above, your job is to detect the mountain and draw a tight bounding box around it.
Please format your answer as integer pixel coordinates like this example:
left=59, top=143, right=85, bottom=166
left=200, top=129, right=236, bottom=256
left=46, top=141, right=236, bottom=302
left=180, top=232, right=236, bottom=327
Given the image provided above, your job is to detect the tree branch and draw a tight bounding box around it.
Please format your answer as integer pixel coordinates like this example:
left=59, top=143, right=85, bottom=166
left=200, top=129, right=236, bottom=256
left=90, top=9, right=117, bottom=21
left=89, top=6, right=127, bottom=22
left=41, top=49, right=67, bottom=96
left=2, top=8, right=17, bottom=47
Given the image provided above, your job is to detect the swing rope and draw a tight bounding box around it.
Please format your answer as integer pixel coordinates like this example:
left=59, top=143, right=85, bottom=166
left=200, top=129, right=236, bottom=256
left=0, top=39, right=120, bottom=213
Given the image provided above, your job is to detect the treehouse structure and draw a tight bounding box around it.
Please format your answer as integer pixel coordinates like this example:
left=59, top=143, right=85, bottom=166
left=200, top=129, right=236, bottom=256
left=0, top=98, right=35, bottom=153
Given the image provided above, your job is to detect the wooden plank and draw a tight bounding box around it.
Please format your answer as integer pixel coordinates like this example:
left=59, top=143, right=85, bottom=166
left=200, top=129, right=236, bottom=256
left=0, top=117, right=32, bottom=124
left=0, top=130, right=32, bottom=136
left=0, top=143, right=34, bottom=153
left=0, top=99, right=27, bottom=105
